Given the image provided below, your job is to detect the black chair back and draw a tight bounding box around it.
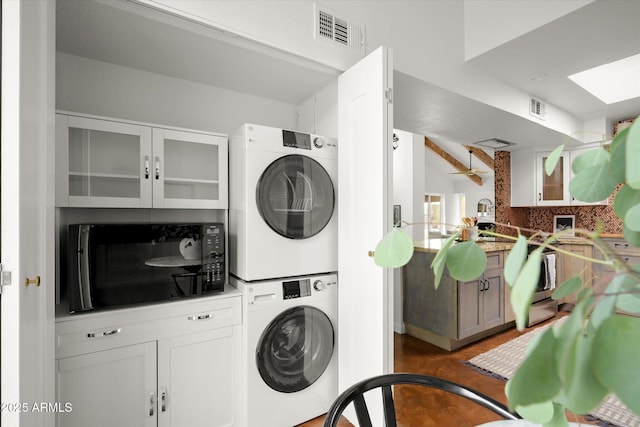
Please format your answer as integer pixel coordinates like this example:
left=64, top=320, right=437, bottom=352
left=322, top=373, right=521, bottom=427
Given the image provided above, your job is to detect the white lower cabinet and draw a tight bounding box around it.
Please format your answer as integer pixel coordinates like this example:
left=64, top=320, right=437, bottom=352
left=157, top=328, right=236, bottom=427
left=57, top=342, right=157, bottom=427
left=55, top=294, right=241, bottom=427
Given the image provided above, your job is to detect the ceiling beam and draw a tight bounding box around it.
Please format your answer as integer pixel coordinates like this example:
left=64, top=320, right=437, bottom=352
left=463, top=145, right=494, bottom=170
left=424, top=137, right=482, bottom=186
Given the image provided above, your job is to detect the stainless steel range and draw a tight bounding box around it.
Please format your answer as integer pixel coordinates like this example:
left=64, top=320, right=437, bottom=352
left=527, top=244, right=558, bottom=327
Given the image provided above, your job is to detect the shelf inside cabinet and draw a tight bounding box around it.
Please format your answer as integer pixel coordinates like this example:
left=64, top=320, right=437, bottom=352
left=69, top=171, right=140, bottom=180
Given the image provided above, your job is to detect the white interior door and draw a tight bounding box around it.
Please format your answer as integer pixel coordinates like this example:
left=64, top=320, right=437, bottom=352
left=338, top=45, right=394, bottom=411
left=1, top=1, right=56, bottom=426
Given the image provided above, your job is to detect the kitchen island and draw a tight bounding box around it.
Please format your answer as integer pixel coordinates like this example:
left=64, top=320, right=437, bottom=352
left=404, top=239, right=515, bottom=351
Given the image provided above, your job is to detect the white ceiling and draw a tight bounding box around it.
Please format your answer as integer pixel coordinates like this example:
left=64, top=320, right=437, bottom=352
left=56, top=0, right=639, bottom=180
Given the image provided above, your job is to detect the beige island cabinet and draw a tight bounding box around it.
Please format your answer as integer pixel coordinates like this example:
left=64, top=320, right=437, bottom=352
left=403, top=240, right=515, bottom=351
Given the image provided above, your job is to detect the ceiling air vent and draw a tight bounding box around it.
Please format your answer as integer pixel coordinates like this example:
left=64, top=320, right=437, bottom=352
left=529, top=97, right=547, bottom=120
left=315, top=5, right=365, bottom=56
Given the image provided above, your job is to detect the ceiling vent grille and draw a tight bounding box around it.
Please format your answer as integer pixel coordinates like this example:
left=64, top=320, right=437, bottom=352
left=530, top=97, right=547, bottom=120
left=316, top=6, right=365, bottom=55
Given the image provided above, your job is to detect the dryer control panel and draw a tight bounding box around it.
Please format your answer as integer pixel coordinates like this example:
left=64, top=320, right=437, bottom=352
left=282, top=278, right=311, bottom=299
left=282, top=130, right=312, bottom=150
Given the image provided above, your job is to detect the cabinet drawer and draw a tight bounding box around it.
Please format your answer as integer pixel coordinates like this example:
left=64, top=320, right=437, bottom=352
left=599, top=239, right=640, bottom=256
left=56, top=294, right=241, bottom=359
left=486, top=252, right=504, bottom=269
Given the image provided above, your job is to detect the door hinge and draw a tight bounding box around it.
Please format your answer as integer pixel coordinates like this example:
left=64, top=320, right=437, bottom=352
left=384, top=88, right=393, bottom=104
left=0, top=263, right=12, bottom=295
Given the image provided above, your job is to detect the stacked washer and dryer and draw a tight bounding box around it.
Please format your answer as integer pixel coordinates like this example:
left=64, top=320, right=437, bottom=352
left=229, top=124, right=338, bottom=427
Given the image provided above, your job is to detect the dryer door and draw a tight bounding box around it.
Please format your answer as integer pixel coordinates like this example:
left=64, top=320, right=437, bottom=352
left=256, top=154, right=335, bottom=239
left=256, top=306, right=334, bottom=393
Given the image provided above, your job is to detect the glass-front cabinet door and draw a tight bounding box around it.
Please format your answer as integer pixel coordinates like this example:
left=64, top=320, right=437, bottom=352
left=535, top=151, right=571, bottom=206
left=56, top=113, right=228, bottom=209
left=56, top=114, right=153, bottom=207
left=152, top=128, right=228, bottom=209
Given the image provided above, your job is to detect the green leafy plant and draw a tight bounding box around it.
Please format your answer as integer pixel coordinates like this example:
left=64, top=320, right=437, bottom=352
left=375, top=117, right=640, bottom=426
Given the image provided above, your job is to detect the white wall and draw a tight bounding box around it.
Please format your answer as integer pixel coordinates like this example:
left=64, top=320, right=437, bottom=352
left=56, top=53, right=298, bottom=135
left=134, top=0, right=362, bottom=71
left=463, top=0, right=593, bottom=60
left=297, top=80, right=338, bottom=137
left=391, top=130, right=425, bottom=333
left=424, top=149, right=495, bottom=233
left=147, top=0, right=585, bottom=138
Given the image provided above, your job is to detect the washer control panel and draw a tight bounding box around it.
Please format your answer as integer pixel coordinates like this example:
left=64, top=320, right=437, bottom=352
left=282, top=278, right=311, bottom=299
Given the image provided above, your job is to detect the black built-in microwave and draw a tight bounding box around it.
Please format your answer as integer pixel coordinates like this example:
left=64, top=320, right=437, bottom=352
left=67, top=223, right=225, bottom=313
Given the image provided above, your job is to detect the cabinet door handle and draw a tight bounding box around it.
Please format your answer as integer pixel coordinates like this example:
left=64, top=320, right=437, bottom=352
left=479, top=280, right=485, bottom=292
left=86, top=328, right=121, bottom=338
left=538, top=193, right=542, bottom=202
left=188, top=313, right=214, bottom=321
left=161, top=388, right=167, bottom=412
left=149, top=392, right=155, bottom=416
left=484, top=279, right=490, bottom=291
left=155, top=157, right=160, bottom=180
left=144, top=156, right=150, bottom=179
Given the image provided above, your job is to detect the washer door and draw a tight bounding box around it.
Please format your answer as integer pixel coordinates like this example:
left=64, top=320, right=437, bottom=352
left=256, top=155, right=334, bottom=239
left=256, top=306, right=334, bottom=393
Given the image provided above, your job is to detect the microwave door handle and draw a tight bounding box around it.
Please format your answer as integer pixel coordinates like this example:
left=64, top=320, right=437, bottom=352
left=77, top=227, right=94, bottom=311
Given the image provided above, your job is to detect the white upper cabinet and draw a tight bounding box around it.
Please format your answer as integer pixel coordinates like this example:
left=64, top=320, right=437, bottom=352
left=535, top=151, right=571, bottom=206
left=151, top=128, right=228, bottom=209
left=56, top=113, right=228, bottom=209
left=511, top=150, right=571, bottom=207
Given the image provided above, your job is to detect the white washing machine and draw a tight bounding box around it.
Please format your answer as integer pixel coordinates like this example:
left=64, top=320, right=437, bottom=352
left=230, top=124, right=337, bottom=281
left=231, top=274, right=338, bottom=427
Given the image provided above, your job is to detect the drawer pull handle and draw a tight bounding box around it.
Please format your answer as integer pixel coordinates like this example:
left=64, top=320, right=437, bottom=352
left=87, top=328, right=122, bottom=338
left=614, top=243, right=629, bottom=248
left=188, top=313, right=214, bottom=321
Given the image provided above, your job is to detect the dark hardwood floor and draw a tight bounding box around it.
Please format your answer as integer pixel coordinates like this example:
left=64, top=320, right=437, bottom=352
left=298, top=313, right=596, bottom=427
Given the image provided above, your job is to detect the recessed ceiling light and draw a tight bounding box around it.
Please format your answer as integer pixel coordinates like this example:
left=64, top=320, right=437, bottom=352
left=473, top=138, right=516, bottom=150
left=568, top=53, right=640, bottom=104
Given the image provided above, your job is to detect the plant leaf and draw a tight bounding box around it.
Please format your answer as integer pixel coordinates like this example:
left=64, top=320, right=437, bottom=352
left=444, top=241, right=487, bottom=282
left=545, top=145, right=565, bottom=176
left=626, top=118, right=640, bottom=189
left=624, top=203, right=640, bottom=231
left=506, top=328, right=561, bottom=407
left=622, top=224, right=640, bottom=247
left=592, top=315, right=640, bottom=415
left=551, top=276, right=582, bottom=300
left=608, top=126, right=628, bottom=183
left=373, top=228, right=414, bottom=268
left=430, top=233, right=458, bottom=289
left=511, top=248, right=542, bottom=330
left=562, top=331, right=608, bottom=414
left=504, top=235, right=527, bottom=287
left=572, top=146, right=609, bottom=174
left=569, top=163, right=617, bottom=203
left=613, top=184, right=640, bottom=219
left=615, top=273, right=640, bottom=314
left=544, top=403, right=570, bottom=427
left=516, top=400, right=554, bottom=424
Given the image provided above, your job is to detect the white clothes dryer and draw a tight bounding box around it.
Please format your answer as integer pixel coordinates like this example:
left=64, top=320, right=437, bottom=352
left=231, top=274, right=338, bottom=427
left=230, top=124, right=337, bottom=281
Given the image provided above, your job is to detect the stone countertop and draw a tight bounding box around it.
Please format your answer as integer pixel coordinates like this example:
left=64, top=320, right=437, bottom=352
left=413, top=234, right=626, bottom=253
left=413, top=239, right=515, bottom=254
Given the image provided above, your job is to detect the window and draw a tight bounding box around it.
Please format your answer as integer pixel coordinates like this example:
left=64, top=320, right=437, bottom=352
left=424, top=194, right=443, bottom=238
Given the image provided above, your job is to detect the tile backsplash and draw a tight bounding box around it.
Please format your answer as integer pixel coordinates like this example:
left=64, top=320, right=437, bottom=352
left=494, top=151, right=623, bottom=236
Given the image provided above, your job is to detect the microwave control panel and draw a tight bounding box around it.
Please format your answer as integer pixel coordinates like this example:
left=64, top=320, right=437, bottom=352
left=202, top=223, right=225, bottom=291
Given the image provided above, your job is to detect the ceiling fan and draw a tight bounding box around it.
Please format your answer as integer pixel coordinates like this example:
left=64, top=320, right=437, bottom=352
left=450, top=150, right=489, bottom=175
